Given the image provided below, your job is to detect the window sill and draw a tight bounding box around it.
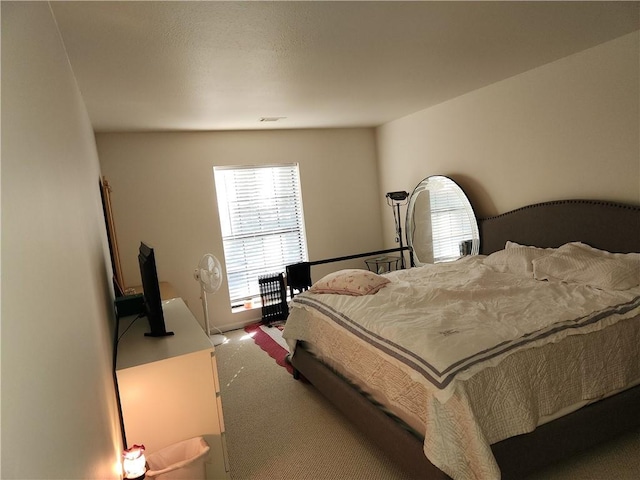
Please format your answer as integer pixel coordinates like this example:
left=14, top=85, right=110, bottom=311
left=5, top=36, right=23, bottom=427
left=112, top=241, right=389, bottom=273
left=231, top=303, right=261, bottom=314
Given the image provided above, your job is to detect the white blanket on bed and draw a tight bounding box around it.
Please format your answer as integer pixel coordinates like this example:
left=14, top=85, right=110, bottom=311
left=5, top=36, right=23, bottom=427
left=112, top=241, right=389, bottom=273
left=288, top=257, right=640, bottom=402
left=284, top=257, right=640, bottom=479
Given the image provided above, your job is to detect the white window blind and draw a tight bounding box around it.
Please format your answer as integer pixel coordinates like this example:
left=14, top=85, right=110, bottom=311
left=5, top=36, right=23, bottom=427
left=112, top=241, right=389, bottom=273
left=214, top=164, right=308, bottom=306
left=430, top=190, right=474, bottom=263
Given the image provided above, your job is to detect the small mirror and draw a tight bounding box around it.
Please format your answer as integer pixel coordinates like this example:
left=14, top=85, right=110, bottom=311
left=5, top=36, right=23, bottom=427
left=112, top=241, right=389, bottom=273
left=405, top=175, right=479, bottom=265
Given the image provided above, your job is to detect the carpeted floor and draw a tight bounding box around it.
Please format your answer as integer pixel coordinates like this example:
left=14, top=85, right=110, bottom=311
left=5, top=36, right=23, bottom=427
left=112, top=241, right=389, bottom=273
left=216, top=328, right=640, bottom=480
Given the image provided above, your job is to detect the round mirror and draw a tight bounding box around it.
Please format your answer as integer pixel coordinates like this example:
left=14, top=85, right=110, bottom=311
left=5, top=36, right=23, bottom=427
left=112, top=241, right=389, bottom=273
left=405, top=175, right=479, bottom=266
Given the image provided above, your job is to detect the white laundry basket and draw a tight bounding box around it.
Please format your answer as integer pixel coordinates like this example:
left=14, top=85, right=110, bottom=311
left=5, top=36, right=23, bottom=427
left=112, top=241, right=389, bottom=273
left=145, top=437, right=210, bottom=480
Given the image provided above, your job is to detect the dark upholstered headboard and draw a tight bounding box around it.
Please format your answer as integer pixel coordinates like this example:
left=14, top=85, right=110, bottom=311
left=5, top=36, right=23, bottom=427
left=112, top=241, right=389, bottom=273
left=478, top=199, right=640, bottom=255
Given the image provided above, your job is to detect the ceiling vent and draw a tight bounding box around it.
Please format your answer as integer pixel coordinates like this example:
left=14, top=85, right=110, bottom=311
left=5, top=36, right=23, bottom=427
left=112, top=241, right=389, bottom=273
left=259, top=117, right=286, bottom=123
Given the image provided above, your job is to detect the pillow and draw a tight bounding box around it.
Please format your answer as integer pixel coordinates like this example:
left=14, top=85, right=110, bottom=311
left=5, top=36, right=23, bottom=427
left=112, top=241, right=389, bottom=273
left=533, top=242, right=640, bottom=291
left=484, top=242, right=554, bottom=277
left=563, top=241, right=640, bottom=264
left=505, top=241, right=547, bottom=250
left=309, top=269, right=390, bottom=296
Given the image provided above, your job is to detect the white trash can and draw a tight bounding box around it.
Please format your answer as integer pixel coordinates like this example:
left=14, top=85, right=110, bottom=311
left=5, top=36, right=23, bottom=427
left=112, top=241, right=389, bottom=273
left=145, top=437, right=210, bottom=480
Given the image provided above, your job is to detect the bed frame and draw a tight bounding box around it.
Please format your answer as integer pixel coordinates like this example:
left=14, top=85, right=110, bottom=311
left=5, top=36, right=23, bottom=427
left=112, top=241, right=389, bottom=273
left=290, top=199, right=640, bottom=479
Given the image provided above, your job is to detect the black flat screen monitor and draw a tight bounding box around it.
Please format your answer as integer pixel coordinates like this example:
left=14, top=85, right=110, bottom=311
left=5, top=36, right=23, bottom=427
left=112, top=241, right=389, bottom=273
left=138, top=242, right=174, bottom=337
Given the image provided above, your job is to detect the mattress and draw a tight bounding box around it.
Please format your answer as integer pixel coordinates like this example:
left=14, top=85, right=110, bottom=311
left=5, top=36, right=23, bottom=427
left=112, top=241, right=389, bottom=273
left=283, top=257, right=640, bottom=480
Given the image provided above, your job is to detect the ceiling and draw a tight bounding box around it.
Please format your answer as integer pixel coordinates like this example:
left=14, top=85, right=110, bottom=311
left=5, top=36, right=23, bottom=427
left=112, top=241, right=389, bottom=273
left=50, top=1, right=639, bottom=132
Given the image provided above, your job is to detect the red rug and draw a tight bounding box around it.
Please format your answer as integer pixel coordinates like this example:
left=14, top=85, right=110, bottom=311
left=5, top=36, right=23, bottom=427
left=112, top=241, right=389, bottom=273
left=244, top=323, right=294, bottom=375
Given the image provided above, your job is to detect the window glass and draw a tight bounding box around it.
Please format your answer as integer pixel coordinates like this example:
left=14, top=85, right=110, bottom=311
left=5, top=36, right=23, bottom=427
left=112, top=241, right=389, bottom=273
left=214, top=164, right=308, bottom=307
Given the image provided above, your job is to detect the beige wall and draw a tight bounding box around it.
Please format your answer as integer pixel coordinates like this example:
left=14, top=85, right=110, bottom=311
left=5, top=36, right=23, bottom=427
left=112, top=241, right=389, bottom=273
left=97, top=129, right=382, bottom=332
left=1, top=3, right=122, bottom=478
left=377, top=32, right=639, bottom=248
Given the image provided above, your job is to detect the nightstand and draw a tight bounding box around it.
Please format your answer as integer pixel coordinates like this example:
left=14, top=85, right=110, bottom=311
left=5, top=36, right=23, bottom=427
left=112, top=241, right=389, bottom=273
left=365, top=256, right=401, bottom=274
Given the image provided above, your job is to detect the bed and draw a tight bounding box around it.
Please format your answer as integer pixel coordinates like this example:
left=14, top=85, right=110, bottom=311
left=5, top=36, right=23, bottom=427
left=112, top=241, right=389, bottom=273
left=282, top=199, right=640, bottom=480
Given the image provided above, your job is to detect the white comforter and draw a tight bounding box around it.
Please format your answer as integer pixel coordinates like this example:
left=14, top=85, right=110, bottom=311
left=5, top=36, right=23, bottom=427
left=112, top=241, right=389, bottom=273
left=284, top=256, right=640, bottom=479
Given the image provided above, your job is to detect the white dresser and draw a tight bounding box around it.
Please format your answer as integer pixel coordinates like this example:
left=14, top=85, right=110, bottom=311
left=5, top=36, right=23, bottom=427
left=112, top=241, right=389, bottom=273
left=116, top=297, right=229, bottom=479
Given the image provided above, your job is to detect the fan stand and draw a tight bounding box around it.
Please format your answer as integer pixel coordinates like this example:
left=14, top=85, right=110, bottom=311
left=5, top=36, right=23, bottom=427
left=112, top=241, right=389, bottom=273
left=201, top=286, right=227, bottom=346
left=209, top=334, right=227, bottom=347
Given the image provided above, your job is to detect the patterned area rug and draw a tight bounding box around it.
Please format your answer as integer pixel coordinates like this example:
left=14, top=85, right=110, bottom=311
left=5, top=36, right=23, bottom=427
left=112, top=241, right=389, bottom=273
left=244, top=322, right=294, bottom=375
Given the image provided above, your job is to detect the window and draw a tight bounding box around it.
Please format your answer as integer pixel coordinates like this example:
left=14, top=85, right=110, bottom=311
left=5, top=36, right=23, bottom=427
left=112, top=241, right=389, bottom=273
left=214, top=164, right=308, bottom=307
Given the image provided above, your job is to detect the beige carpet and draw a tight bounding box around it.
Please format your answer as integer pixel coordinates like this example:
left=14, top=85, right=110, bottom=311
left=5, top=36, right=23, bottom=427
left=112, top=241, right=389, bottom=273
left=216, top=328, right=639, bottom=480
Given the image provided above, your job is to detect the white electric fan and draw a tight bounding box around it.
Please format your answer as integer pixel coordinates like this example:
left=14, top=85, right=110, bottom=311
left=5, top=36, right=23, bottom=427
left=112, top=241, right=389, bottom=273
left=193, top=253, right=226, bottom=346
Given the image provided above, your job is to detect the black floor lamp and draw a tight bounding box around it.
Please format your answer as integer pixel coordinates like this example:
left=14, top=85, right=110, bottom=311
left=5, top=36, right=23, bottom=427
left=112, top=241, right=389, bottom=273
left=386, top=191, right=409, bottom=269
